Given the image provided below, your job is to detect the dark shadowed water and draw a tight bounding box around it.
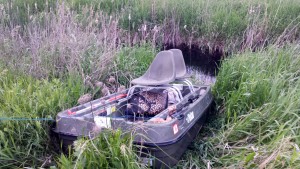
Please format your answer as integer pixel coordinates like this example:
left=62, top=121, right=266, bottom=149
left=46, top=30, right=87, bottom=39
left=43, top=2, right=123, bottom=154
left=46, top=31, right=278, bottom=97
left=164, top=43, right=222, bottom=85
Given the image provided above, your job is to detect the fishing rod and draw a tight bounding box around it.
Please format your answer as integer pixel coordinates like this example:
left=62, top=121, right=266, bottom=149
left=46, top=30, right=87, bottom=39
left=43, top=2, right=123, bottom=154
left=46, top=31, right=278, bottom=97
left=67, top=93, right=127, bottom=115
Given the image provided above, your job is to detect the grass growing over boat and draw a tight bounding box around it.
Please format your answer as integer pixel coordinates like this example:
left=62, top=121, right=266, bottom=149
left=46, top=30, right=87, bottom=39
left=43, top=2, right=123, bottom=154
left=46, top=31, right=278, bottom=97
left=0, top=45, right=153, bottom=168
left=177, top=45, right=300, bottom=168
left=58, top=130, right=143, bottom=169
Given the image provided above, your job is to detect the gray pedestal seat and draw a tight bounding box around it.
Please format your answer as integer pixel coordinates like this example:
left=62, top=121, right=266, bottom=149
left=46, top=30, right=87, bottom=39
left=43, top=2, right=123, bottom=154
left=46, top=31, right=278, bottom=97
left=131, top=51, right=175, bottom=86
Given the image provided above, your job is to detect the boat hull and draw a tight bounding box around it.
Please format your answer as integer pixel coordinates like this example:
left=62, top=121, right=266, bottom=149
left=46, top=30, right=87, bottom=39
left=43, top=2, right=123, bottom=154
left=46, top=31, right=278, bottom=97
left=53, top=85, right=213, bottom=168
left=137, top=108, right=208, bottom=168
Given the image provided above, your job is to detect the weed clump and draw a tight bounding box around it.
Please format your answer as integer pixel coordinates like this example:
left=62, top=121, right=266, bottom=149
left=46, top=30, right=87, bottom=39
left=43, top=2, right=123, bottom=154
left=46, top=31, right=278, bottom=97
left=58, top=129, right=143, bottom=169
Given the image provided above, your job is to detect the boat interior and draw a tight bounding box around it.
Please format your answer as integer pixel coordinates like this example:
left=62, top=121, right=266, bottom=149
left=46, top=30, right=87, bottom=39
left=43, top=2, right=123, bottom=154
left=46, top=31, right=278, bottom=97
left=58, top=49, right=209, bottom=124
left=101, top=49, right=207, bottom=123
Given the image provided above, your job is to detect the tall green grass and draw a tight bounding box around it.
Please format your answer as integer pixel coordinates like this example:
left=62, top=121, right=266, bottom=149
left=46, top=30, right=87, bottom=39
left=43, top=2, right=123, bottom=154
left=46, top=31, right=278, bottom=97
left=177, top=45, right=300, bottom=168
left=58, top=129, right=143, bottom=169
left=0, top=44, right=153, bottom=167
left=112, top=45, right=156, bottom=86
left=0, top=68, right=84, bottom=168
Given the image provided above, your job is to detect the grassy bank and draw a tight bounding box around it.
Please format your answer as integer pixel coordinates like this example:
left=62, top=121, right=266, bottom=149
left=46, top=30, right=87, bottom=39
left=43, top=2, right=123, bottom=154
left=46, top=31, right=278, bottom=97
left=1, top=0, right=299, bottom=79
left=0, top=0, right=300, bottom=168
left=4, top=0, right=300, bottom=43
left=177, top=45, right=300, bottom=168
left=0, top=68, right=84, bottom=167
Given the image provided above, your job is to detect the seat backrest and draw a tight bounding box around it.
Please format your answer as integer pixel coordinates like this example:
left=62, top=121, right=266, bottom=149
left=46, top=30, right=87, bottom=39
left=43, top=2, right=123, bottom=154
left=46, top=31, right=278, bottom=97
left=131, top=50, right=175, bottom=85
left=169, top=49, right=187, bottom=79
left=145, top=50, right=175, bottom=81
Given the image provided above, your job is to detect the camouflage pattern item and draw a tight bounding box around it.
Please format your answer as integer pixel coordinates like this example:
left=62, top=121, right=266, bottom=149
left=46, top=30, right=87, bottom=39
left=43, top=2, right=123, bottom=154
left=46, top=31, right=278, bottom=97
left=129, top=90, right=168, bottom=115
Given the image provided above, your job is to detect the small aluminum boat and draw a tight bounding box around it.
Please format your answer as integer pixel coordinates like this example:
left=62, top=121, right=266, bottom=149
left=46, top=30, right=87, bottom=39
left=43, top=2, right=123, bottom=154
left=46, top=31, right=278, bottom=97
left=53, top=49, right=213, bottom=168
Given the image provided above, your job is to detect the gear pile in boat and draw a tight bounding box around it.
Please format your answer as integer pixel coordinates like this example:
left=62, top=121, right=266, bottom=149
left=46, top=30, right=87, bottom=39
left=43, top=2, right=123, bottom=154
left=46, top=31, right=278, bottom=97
left=53, top=49, right=213, bottom=168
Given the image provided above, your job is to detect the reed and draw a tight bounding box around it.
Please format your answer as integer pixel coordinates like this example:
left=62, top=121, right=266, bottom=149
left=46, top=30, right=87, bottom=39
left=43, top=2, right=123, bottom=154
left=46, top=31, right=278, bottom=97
left=0, top=0, right=298, bottom=80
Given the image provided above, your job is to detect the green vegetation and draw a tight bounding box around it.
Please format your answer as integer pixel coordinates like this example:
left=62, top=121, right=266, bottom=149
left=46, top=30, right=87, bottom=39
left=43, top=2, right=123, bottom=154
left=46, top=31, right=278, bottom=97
left=0, top=68, right=84, bottom=167
left=177, top=45, right=300, bottom=168
left=2, top=0, right=299, bottom=48
left=0, top=0, right=56, bottom=26
left=58, top=129, right=143, bottom=169
left=0, top=0, right=298, bottom=80
left=0, top=44, right=153, bottom=167
left=0, top=0, right=299, bottom=168
left=113, top=45, right=156, bottom=86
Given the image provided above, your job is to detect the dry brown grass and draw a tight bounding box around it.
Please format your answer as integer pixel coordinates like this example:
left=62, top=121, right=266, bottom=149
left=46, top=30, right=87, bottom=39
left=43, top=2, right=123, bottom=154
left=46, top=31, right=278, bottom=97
left=1, top=1, right=299, bottom=82
left=1, top=3, right=120, bottom=81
